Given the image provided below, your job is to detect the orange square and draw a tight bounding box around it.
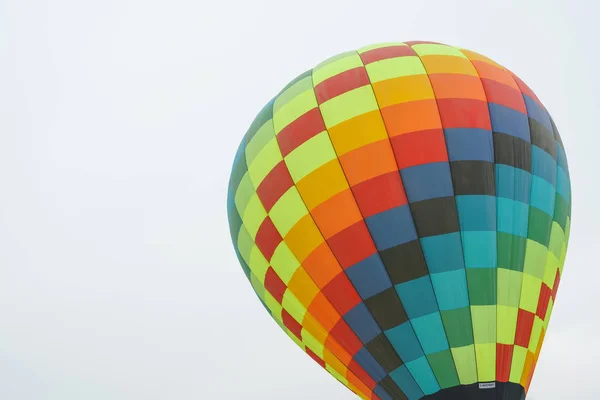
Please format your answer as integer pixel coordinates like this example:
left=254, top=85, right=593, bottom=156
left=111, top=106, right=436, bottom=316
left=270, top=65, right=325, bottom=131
left=284, top=214, right=324, bottom=262
left=303, top=242, right=342, bottom=288
left=339, top=139, right=398, bottom=186
left=520, top=350, right=535, bottom=387
left=296, top=159, right=348, bottom=210
left=460, top=49, right=504, bottom=69
left=420, top=55, right=477, bottom=75
left=323, top=347, right=351, bottom=374
left=311, top=189, right=363, bottom=239
left=328, top=110, right=388, bottom=156
left=382, top=99, right=442, bottom=136
left=302, top=312, right=329, bottom=344
left=307, top=292, right=341, bottom=332
left=346, top=374, right=371, bottom=398
left=324, top=335, right=353, bottom=365
left=372, top=74, right=435, bottom=108
left=428, top=73, right=487, bottom=100
left=470, top=60, right=519, bottom=90
left=287, top=267, right=320, bottom=308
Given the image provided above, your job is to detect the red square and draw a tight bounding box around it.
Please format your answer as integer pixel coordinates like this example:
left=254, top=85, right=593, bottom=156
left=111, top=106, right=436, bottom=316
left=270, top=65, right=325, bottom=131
left=510, top=73, right=543, bottom=107
left=257, top=161, right=294, bottom=212
left=514, top=309, right=535, bottom=347
left=327, top=318, right=362, bottom=356
left=322, top=273, right=362, bottom=315
left=352, top=172, right=407, bottom=218
left=496, top=343, right=513, bottom=382
left=255, top=217, right=282, bottom=261
left=481, top=78, right=527, bottom=114
left=282, top=309, right=303, bottom=340
left=306, top=348, right=326, bottom=369
left=536, top=283, right=552, bottom=320
left=327, top=221, right=377, bottom=269
left=551, top=270, right=561, bottom=300
left=390, top=128, right=448, bottom=169
left=264, top=267, right=287, bottom=304
left=360, top=45, right=417, bottom=64
left=436, top=98, right=492, bottom=130
left=315, top=67, right=369, bottom=104
left=277, top=108, right=325, bottom=157
left=347, top=359, right=377, bottom=390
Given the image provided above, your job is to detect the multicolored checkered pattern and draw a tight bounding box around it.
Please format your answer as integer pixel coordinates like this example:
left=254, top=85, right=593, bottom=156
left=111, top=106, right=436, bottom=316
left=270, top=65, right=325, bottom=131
left=227, top=41, right=571, bottom=400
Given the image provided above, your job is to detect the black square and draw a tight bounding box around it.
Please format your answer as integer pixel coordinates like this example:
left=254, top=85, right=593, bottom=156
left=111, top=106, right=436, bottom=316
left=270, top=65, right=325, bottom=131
left=379, top=240, right=429, bottom=285
left=379, top=376, right=408, bottom=400
left=410, top=197, right=460, bottom=237
left=363, top=287, right=408, bottom=330
left=493, top=132, right=531, bottom=172
left=365, top=334, right=403, bottom=372
left=450, top=160, right=495, bottom=195
left=529, top=118, right=556, bottom=159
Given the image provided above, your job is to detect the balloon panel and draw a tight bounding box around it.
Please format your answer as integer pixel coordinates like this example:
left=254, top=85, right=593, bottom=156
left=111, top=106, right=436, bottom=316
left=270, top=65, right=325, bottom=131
left=227, top=42, right=571, bottom=400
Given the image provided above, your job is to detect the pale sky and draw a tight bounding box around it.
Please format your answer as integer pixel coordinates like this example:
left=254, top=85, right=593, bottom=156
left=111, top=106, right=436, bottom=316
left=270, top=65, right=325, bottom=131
left=1, top=0, right=598, bottom=399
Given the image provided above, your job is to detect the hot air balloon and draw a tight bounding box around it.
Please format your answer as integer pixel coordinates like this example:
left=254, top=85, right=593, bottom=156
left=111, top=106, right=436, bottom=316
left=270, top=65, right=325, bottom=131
left=226, top=41, right=571, bottom=400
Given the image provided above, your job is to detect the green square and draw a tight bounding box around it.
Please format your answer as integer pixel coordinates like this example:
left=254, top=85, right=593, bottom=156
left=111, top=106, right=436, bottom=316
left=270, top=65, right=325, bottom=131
left=269, top=187, right=308, bottom=236
left=523, top=239, right=548, bottom=279
left=236, top=225, right=254, bottom=266
left=248, top=138, right=283, bottom=186
left=527, top=206, right=553, bottom=246
left=440, top=307, right=473, bottom=348
left=548, top=222, right=566, bottom=259
left=365, top=56, right=426, bottom=82
left=497, top=232, right=526, bottom=271
left=245, top=121, right=275, bottom=166
left=233, top=173, right=255, bottom=217
left=471, top=305, right=496, bottom=344
left=466, top=268, right=496, bottom=306
left=427, top=350, right=460, bottom=389
left=497, top=269, right=522, bottom=307
left=553, top=193, right=569, bottom=231
left=412, top=43, right=468, bottom=58
left=284, top=132, right=337, bottom=182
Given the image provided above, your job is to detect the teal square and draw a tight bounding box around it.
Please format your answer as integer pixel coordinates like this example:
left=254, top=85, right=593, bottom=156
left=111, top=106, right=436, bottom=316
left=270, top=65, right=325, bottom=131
left=411, top=312, right=449, bottom=354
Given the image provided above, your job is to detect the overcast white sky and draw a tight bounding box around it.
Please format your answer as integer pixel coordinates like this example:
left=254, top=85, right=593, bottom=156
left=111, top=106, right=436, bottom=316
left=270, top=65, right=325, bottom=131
left=1, top=0, right=598, bottom=399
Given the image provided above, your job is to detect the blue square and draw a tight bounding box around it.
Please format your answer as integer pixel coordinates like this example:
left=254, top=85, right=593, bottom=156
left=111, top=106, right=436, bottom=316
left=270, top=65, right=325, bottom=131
left=531, top=176, right=556, bottom=216
left=532, top=145, right=557, bottom=185
left=488, top=103, right=530, bottom=142
left=556, top=143, right=569, bottom=173
left=365, top=205, right=417, bottom=251
left=456, top=195, right=496, bottom=231
left=390, top=365, right=425, bottom=400
left=400, top=162, right=454, bottom=203
left=461, top=231, right=497, bottom=268
left=411, top=312, right=449, bottom=354
left=445, top=128, right=494, bottom=162
left=430, top=269, right=470, bottom=310
left=386, top=322, right=424, bottom=362
left=346, top=254, right=392, bottom=299
left=523, top=95, right=553, bottom=132
left=497, top=197, right=529, bottom=238
left=404, top=356, right=440, bottom=395
left=496, top=164, right=531, bottom=203
left=344, top=303, right=381, bottom=343
left=396, top=276, right=438, bottom=318
left=373, top=384, right=393, bottom=400
left=556, top=166, right=570, bottom=201
left=420, top=233, right=465, bottom=273
left=352, top=346, right=386, bottom=382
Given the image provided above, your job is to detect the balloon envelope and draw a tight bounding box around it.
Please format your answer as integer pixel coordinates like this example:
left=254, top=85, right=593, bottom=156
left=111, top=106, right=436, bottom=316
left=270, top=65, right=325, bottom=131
left=227, top=41, right=571, bottom=400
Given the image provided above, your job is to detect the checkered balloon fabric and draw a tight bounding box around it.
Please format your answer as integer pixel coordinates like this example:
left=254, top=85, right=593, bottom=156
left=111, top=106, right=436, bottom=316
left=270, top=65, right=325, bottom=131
left=226, top=41, right=571, bottom=400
